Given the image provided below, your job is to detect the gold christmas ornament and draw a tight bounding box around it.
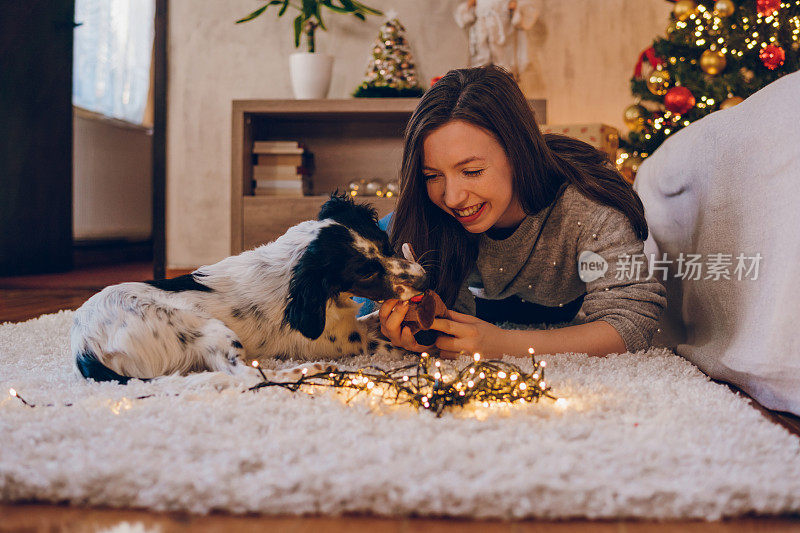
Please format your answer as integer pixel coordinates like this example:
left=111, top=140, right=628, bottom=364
left=740, top=67, right=755, bottom=83
left=620, top=155, right=644, bottom=184
left=646, top=68, right=671, bottom=96
left=623, top=104, right=648, bottom=132
left=666, top=21, right=678, bottom=35
left=714, top=0, right=735, bottom=17
left=700, top=49, right=727, bottom=75
left=720, top=96, right=744, bottom=109
left=673, top=0, right=698, bottom=21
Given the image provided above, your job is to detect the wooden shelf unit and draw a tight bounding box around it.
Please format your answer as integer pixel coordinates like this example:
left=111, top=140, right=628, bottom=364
left=231, top=98, right=546, bottom=254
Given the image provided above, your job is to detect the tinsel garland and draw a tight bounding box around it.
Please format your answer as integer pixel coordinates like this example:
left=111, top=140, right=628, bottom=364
left=7, top=351, right=555, bottom=418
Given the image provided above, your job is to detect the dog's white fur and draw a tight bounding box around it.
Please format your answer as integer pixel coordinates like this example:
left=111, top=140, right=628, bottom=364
left=71, top=210, right=427, bottom=382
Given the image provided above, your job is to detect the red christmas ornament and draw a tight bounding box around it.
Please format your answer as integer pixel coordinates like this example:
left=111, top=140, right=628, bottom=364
left=760, top=44, right=786, bottom=70
left=756, top=0, right=780, bottom=16
left=664, top=86, right=696, bottom=114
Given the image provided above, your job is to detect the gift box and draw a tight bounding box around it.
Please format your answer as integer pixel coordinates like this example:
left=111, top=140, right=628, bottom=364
left=541, top=123, right=620, bottom=160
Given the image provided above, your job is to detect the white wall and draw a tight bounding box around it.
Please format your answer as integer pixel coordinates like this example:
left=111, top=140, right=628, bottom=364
left=167, top=0, right=672, bottom=269
left=73, top=109, right=153, bottom=241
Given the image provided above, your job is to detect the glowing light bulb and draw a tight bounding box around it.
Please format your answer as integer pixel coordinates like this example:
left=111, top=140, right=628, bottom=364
left=473, top=353, right=481, bottom=362
left=510, top=374, right=518, bottom=381
left=519, top=382, right=527, bottom=390
left=467, top=380, right=475, bottom=387
left=251, top=361, right=259, bottom=368
left=9, top=388, right=16, bottom=397
left=528, top=347, right=535, bottom=355
left=498, top=371, right=507, bottom=379
left=540, top=361, right=547, bottom=368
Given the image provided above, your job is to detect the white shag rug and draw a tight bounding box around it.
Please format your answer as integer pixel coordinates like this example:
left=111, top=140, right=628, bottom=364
left=2, top=311, right=800, bottom=520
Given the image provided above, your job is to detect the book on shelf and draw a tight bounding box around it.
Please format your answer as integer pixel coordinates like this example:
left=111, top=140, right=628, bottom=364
left=252, top=179, right=305, bottom=197
left=253, top=140, right=305, bottom=154
left=255, top=153, right=305, bottom=166
left=253, top=187, right=304, bottom=197
left=253, top=179, right=304, bottom=189
left=253, top=164, right=308, bottom=180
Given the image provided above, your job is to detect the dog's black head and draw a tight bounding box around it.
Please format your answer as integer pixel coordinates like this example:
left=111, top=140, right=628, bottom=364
left=284, top=192, right=428, bottom=339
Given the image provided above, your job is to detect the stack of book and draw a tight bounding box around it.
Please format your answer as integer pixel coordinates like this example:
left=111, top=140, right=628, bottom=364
left=252, top=141, right=310, bottom=196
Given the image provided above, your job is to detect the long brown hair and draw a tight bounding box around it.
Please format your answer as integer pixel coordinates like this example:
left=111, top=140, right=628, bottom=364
left=390, top=65, right=648, bottom=307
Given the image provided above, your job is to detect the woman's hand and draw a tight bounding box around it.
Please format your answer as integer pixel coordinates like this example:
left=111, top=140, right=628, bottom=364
left=379, top=299, right=436, bottom=353
left=430, top=309, right=506, bottom=359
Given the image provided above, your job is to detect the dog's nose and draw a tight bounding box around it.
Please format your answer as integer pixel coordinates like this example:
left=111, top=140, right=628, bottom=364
left=412, top=272, right=429, bottom=291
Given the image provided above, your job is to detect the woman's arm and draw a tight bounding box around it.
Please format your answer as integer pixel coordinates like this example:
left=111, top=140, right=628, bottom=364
left=431, top=309, right=627, bottom=358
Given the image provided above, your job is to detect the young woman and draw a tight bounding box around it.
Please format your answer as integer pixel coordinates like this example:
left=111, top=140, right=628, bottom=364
left=378, top=65, right=666, bottom=359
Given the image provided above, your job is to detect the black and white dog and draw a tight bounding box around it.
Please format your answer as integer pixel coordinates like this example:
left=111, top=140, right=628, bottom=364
left=71, top=194, right=427, bottom=383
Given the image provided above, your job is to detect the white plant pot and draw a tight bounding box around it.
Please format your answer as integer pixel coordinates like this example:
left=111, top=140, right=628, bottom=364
left=289, top=52, right=333, bottom=99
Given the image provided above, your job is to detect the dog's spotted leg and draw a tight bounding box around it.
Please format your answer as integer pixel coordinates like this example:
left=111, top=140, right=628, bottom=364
left=192, top=318, right=252, bottom=377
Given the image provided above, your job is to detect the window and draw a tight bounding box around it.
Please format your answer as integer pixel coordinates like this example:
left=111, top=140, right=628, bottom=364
left=73, top=0, right=155, bottom=125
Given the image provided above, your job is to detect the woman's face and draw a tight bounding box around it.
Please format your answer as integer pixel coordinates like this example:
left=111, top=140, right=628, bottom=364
left=422, top=119, right=526, bottom=233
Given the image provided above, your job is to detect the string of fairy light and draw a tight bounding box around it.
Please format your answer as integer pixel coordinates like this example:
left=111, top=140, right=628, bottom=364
left=6, top=349, right=557, bottom=418
left=617, top=0, right=800, bottom=181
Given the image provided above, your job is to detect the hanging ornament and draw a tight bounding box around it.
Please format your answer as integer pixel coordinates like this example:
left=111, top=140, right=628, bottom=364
left=760, top=44, right=786, bottom=70
left=673, top=0, right=698, bottom=21
left=740, top=67, right=756, bottom=83
left=700, top=49, right=727, bottom=75
left=633, top=47, right=664, bottom=79
left=620, top=154, right=644, bottom=184
left=756, top=0, right=781, bottom=16
left=719, top=96, right=744, bottom=109
left=664, top=86, right=696, bottom=114
left=646, top=68, right=671, bottom=96
left=714, top=0, right=735, bottom=17
left=623, top=104, right=648, bottom=132
left=666, top=21, right=678, bottom=35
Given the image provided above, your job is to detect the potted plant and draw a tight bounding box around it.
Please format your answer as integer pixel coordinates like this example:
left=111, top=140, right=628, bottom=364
left=237, top=0, right=383, bottom=99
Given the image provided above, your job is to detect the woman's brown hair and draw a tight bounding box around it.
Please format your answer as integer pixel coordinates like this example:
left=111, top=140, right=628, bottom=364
left=390, top=65, right=648, bottom=307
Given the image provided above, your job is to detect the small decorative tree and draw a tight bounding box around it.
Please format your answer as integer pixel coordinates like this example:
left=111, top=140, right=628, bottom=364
left=353, top=14, right=425, bottom=97
left=237, top=0, right=383, bottom=53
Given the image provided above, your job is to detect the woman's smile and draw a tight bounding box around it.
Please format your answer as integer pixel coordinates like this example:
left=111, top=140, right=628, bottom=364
left=453, top=202, right=487, bottom=223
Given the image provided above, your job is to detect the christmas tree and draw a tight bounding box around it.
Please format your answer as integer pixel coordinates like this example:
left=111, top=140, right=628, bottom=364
left=353, top=13, right=425, bottom=97
left=618, top=0, right=800, bottom=180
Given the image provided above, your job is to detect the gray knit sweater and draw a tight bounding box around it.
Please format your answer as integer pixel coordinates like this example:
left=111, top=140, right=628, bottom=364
left=453, top=184, right=667, bottom=352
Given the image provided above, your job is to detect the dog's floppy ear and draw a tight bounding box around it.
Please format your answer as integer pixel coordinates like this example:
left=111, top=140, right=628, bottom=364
left=283, top=224, right=350, bottom=340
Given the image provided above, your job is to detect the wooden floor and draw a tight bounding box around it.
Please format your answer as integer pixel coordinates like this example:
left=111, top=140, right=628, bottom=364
left=2, top=263, right=799, bottom=532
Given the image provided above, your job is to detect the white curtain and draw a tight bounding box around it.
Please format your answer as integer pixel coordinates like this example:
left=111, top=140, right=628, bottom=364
left=73, top=0, right=155, bottom=124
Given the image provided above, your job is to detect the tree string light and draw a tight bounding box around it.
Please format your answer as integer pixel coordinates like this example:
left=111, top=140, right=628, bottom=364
left=6, top=349, right=556, bottom=417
